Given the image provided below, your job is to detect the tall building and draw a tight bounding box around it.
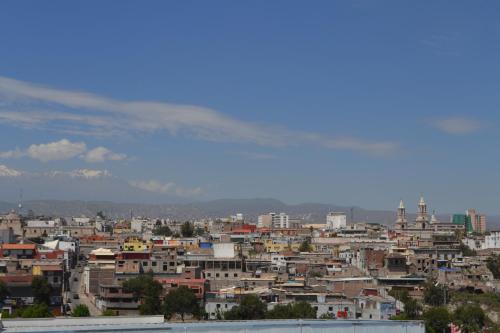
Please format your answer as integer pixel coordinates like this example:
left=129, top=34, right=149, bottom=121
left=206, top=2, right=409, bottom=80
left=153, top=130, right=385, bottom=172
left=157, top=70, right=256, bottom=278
left=258, top=212, right=289, bottom=229
left=452, top=214, right=471, bottom=232
left=466, top=209, right=486, bottom=234
left=326, top=212, right=347, bottom=230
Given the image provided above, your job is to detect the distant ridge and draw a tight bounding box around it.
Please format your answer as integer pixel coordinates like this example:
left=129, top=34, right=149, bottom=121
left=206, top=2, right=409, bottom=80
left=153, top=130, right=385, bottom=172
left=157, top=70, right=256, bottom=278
left=0, top=198, right=498, bottom=230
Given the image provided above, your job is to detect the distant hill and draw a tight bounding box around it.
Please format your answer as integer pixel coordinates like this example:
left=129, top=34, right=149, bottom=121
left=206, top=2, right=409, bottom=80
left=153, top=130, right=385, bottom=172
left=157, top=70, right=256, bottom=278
left=0, top=198, right=498, bottom=230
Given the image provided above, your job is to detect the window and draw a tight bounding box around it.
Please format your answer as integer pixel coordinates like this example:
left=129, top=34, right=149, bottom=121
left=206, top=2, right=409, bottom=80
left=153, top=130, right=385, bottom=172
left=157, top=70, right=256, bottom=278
left=216, top=273, right=220, bottom=278
left=234, top=273, right=238, bottom=277
left=224, top=273, right=228, bottom=278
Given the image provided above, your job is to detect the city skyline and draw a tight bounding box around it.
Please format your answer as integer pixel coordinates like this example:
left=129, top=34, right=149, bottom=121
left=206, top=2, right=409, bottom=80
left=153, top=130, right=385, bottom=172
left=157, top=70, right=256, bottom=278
left=1, top=1, right=500, bottom=213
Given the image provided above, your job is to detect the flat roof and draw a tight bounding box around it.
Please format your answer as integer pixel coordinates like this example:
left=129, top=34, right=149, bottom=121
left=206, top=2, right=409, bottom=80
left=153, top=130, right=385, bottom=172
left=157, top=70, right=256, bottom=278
left=0, top=317, right=425, bottom=333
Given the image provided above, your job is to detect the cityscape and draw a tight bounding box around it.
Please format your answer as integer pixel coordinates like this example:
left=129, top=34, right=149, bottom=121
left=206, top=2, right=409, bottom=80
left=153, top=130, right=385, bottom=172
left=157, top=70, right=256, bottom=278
left=1, top=1, right=500, bottom=333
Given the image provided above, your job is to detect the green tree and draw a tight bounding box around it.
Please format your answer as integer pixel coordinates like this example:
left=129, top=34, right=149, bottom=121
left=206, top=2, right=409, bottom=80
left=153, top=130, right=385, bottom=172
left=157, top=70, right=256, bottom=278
left=459, top=243, right=477, bottom=257
left=72, top=304, right=90, bottom=317
left=122, top=273, right=163, bottom=315
left=486, top=254, right=500, bottom=279
left=424, top=282, right=450, bottom=307
left=31, top=276, right=52, bottom=305
left=299, top=239, right=313, bottom=252
left=163, top=286, right=200, bottom=321
left=403, top=297, right=421, bottom=320
left=101, top=309, right=118, bottom=316
left=266, top=301, right=316, bottom=319
left=19, top=304, right=53, bottom=318
left=153, top=225, right=173, bottom=237
left=423, top=307, right=451, bottom=333
left=453, top=304, right=487, bottom=333
left=181, top=222, right=195, bottom=237
left=319, top=313, right=335, bottom=319
left=224, top=294, right=266, bottom=320
left=194, top=227, right=205, bottom=236
left=0, top=280, right=10, bottom=302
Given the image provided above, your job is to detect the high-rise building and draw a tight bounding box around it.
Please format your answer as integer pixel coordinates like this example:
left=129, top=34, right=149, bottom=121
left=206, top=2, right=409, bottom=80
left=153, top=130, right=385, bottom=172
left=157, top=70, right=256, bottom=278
left=452, top=214, right=471, bottom=232
left=466, top=209, right=487, bottom=234
left=258, top=212, right=289, bottom=229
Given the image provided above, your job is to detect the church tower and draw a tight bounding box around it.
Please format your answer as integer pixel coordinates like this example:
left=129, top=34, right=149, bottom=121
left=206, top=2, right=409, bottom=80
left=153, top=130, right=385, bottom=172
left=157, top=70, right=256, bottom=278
left=395, top=200, right=407, bottom=230
left=415, top=196, right=429, bottom=229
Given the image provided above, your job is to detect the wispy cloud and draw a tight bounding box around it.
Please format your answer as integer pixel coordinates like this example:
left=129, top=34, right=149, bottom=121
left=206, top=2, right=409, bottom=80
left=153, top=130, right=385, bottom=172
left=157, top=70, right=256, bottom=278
left=83, top=147, right=127, bottom=163
left=431, top=117, right=481, bottom=135
left=421, top=33, right=461, bottom=56
left=129, top=179, right=203, bottom=197
left=0, top=139, right=126, bottom=163
left=237, top=151, right=277, bottom=160
left=0, top=76, right=399, bottom=156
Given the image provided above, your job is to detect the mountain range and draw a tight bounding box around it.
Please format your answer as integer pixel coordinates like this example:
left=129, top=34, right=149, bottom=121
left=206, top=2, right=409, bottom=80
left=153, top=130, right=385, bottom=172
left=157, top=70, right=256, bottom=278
left=1, top=198, right=498, bottom=230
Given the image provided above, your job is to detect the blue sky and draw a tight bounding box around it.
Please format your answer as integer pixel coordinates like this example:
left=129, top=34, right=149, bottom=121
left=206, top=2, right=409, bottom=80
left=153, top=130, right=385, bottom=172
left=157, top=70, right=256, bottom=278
left=0, top=1, right=499, bottom=213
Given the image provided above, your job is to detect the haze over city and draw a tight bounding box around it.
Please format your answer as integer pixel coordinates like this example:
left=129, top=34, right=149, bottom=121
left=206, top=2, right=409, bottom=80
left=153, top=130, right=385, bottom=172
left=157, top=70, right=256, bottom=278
left=1, top=2, right=500, bottom=214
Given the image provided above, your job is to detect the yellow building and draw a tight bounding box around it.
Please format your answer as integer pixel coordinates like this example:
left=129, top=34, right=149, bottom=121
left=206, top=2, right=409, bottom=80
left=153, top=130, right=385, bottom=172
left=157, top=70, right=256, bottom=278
left=121, top=238, right=152, bottom=251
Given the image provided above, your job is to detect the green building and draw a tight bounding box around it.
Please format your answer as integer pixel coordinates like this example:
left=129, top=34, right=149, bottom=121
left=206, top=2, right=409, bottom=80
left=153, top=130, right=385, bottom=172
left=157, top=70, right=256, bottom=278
left=452, top=214, right=473, bottom=232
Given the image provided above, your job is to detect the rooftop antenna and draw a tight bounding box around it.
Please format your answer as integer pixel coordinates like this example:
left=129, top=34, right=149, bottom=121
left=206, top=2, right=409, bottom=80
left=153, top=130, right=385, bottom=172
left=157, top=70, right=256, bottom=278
left=18, top=188, right=23, bottom=214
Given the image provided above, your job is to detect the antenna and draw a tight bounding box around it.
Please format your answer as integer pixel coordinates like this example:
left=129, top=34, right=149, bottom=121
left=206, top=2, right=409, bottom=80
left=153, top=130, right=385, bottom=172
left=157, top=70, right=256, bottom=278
left=18, top=188, right=23, bottom=213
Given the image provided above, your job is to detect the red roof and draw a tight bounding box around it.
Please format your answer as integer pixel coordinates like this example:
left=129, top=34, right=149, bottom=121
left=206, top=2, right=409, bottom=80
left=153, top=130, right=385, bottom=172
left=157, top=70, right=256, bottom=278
left=2, top=244, right=36, bottom=250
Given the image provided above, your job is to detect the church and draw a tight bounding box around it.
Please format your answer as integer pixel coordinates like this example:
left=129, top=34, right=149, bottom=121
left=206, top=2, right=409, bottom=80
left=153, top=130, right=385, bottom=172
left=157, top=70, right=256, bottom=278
left=394, top=196, right=464, bottom=239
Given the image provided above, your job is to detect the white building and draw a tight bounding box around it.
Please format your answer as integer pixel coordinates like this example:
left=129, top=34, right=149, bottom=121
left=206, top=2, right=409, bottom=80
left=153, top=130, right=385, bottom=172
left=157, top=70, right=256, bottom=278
left=326, top=212, right=347, bottom=230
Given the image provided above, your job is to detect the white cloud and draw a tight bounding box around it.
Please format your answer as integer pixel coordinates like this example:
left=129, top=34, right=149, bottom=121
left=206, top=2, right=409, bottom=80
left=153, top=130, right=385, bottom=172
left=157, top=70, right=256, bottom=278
left=432, top=117, right=481, bottom=135
left=67, top=169, right=112, bottom=179
left=26, top=139, right=87, bottom=162
left=83, top=147, right=127, bottom=163
left=0, top=139, right=126, bottom=163
left=0, top=76, right=399, bottom=156
left=0, top=148, right=25, bottom=159
left=46, top=169, right=112, bottom=179
left=0, top=164, right=23, bottom=177
left=129, top=179, right=203, bottom=197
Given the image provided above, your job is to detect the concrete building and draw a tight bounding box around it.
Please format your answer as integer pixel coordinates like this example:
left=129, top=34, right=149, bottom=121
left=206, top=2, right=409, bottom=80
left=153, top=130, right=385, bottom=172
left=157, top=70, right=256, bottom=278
left=258, top=213, right=289, bottom=229
left=326, top=212, right=347, bottom=230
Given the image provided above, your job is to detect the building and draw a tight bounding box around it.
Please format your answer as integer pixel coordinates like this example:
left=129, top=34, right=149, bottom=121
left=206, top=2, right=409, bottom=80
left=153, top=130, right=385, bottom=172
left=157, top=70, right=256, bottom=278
left=0, top=211, right=23, bottom=237
left=258, top=213, right=289, bottom=229
left=466, top=209, right=487, bottom=234
left=326, top=212, right=347, bottom=230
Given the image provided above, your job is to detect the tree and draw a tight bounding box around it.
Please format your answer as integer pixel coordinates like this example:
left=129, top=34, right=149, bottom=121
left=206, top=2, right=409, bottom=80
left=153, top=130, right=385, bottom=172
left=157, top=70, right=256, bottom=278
left=122, top=273, right=163, bottom=315
left=19, top=304, right=53, bottom=318
left=0, top=280, right=10, bottom=302
left=486, top=254, right=500, bottom=279
left=224, top=294, right=266, bottom=320
left=72, top=304, right=90, bottom=317
left=299, top=239, right=313, bottom=252
left=266, top=302, right=317, bottom=319
left=453, top=304, right=487, bottom=333
left=423, top=307, right=451, bottom=333
left=424, top=282, right=450, bottom=306
left=163, top=286, right=200, bottom=321
left=102, top=309, right=118, bottom=316
left=31, top=276, right=52, bottom=305
left=153, top=225, right=173, bottom=237
left=459, top=243, right=477, bottom=257
left=181, top=222, right=194, bottom=237
left=403, top=297, right=421, bottom=320
left=194, top=227, right=205, bottom=236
